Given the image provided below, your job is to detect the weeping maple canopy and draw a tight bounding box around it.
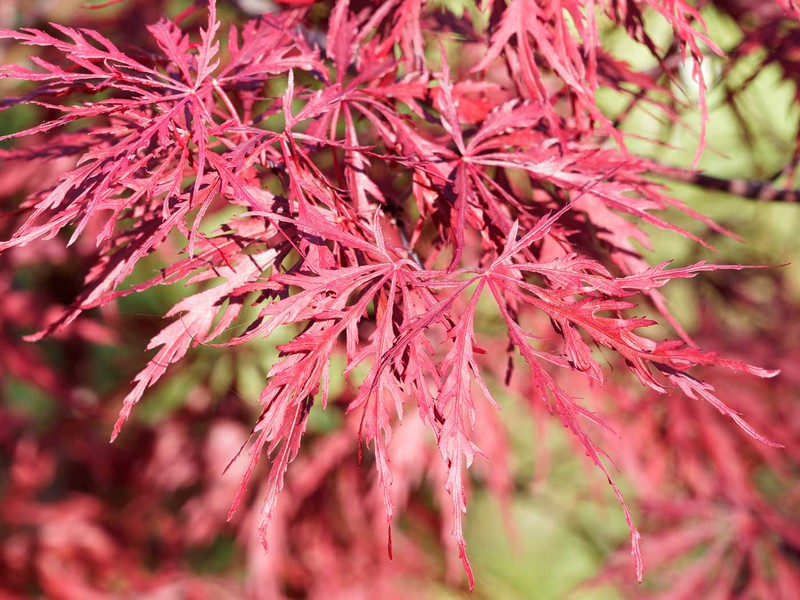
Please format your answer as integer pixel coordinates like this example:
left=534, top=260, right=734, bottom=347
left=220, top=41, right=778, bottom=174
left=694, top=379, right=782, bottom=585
left=1, top=0, right=793, bottom=589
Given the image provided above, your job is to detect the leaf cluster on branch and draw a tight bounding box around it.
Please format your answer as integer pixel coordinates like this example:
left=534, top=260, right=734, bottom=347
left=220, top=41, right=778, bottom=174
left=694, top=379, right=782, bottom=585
left=1, top=0, right=794, bottom=590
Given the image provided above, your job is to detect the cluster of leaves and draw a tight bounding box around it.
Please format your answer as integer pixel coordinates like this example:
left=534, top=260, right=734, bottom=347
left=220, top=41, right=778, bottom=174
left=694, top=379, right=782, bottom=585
left=592, top=266, right=800, bottom=599
left=1, top=0, right=796, bottom=593
left=0, top=346, right=449, bottom=597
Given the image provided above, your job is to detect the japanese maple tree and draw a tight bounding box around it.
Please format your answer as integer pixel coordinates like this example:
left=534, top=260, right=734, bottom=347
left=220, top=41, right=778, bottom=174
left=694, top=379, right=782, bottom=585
left=1, top=0, right=797, bottom=595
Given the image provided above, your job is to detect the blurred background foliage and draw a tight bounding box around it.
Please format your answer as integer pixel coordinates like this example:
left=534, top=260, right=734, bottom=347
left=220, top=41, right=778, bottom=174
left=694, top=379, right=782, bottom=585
left=1, top=1, right=798, bottom=599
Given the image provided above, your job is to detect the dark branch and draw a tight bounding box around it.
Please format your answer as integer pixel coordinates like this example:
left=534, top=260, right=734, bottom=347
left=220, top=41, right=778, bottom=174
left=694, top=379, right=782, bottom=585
left=666, top=170, right=800, bottom=203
